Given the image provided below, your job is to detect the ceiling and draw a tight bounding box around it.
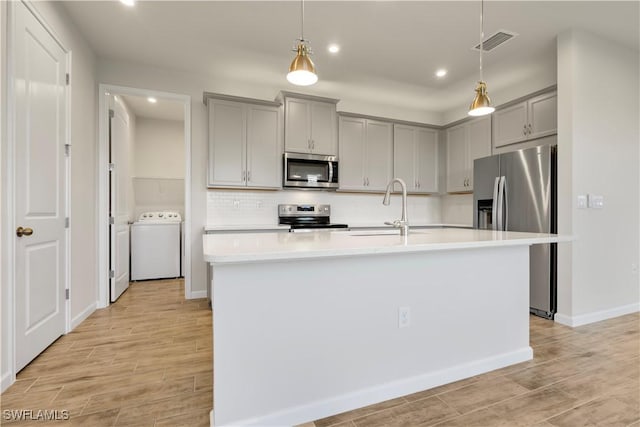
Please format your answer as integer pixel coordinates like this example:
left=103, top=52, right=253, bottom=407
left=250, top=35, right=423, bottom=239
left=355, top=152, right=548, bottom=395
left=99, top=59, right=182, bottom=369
left=62, top=1, right=639, bottom=121
left=119, top=94, right=185, bottom=121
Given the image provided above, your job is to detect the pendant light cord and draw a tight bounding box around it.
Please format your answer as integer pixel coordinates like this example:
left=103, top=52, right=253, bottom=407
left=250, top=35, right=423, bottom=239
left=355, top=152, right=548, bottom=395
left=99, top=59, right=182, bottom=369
left=479, top=0, right=484, bottom=82
left=301, top=0, right=305, bottom=41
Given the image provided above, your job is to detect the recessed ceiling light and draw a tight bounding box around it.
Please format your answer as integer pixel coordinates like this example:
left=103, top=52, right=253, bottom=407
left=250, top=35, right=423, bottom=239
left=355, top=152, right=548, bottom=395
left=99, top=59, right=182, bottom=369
left=147, top=97, right=157, bottom=104
left=435, top=69, right=447, bottom=78
left=328, top=44, right=340, bottom=54
left=120, top=0, right=135, bottom=6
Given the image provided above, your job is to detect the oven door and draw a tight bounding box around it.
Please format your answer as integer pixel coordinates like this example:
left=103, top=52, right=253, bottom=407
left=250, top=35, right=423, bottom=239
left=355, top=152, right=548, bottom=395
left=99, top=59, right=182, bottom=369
left=284, top=153, right=338, bottom=189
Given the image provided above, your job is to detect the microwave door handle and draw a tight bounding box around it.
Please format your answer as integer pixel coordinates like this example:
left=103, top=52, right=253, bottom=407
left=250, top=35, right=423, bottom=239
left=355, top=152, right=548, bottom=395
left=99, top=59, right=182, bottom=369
left=491, top=177, right=500, bottom=231
left=328, top=161, right=333, bottom=183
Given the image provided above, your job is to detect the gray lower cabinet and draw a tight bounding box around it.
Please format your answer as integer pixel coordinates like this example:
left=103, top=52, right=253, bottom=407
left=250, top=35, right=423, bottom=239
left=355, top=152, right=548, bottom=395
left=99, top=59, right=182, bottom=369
left=207, top=96, right=282, bottom=189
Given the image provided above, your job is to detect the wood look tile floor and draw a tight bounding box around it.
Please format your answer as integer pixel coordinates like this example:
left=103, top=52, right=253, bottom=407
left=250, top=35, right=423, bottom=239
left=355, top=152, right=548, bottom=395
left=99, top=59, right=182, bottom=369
left=2, top=279, right=638, bottom=426
left=1, top=279, right=212, bottom=426
left=310, top=313, right=640, bottom=427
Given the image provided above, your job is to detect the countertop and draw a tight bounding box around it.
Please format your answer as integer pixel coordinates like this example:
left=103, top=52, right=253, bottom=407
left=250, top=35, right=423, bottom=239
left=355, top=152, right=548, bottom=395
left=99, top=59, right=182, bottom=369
left=203, top=228, right=571, bottom=264
left=203, top=223, right=471, bottom=232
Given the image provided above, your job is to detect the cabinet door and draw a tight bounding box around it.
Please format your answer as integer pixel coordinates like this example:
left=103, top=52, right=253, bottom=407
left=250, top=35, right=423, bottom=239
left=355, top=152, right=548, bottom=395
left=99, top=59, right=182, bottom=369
left=208, top=100, right=245, bottom=187
left=365, top=120, right=393, bottom=191
left=528, top=92, right=557, bottom=140
left=467, top=116, right=492, bottom=190
left=446, top=125, right=468, bottom=192
left=284, top=98, right=311, bottom=153
left=246, top=105, right=281, bottom=189
left=338, top=116, right=366, bottom=190
left=393, top=125, right=417, bottom=191
left=493, top=102, right=527, bottom=148
left=310, top=101, right=337, bottom=155
left=416, top=128, right=439, bottom=193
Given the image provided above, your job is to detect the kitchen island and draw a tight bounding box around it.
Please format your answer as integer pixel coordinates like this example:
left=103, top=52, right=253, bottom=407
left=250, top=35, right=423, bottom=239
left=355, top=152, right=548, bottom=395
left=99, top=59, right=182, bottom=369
left=203, top=228, right=568, bottom=426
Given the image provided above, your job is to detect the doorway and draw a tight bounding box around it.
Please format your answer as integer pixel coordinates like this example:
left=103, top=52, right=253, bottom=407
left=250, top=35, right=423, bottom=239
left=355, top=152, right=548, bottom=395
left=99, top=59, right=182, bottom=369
left=98, top=85, right=192, bottom=308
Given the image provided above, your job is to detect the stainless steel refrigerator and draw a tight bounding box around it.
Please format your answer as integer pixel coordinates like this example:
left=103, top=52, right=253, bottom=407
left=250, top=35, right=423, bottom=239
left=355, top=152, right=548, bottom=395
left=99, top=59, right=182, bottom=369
left=473, top=145, right=557, bottom=319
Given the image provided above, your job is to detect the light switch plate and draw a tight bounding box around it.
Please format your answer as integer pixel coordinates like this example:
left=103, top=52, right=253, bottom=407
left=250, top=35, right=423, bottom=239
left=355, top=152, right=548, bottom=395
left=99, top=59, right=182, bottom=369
left=577, top=195, right=587, bottom=209
left=588, top=194, right=604, bottom=209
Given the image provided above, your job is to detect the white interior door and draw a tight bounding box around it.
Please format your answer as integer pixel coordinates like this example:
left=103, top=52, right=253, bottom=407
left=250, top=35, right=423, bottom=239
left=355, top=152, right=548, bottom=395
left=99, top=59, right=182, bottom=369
left=13, top=1, right=68, bottom=372
left=109, top=97, right=131, bottom=302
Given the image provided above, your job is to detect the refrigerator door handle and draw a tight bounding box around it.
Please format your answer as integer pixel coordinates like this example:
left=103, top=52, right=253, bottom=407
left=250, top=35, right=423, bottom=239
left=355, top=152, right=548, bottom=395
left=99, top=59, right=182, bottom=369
left=497, top=176, right=506, bottom=231
left=491, top=177, right=500, bottom=230
left=502, top=176, right=508, bottom=230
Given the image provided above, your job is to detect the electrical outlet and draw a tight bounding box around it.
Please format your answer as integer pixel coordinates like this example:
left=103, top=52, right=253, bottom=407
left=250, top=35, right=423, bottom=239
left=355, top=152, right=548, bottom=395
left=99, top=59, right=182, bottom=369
left=233, top=200, right=240, bottom=208
left=256, top=200, right=263, bottom=208
left=398, top=306, right=410, bottom=328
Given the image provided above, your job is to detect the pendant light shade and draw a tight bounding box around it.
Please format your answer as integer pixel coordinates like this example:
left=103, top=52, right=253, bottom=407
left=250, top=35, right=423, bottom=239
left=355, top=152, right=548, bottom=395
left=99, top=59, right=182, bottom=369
left=287, top=0, right=317, bottom=86
left=469, top=81, right=495, bottom=116
left=287, top=41, right=317, bottom=86
left=468, top=0, right=494, bottom=116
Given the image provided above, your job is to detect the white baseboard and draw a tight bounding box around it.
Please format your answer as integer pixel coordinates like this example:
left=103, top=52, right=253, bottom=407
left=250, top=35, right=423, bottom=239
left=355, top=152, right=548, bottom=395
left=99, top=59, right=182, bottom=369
left=224, top=347, right=533, bottom=427
left=188, top=290, right=207, bottom=299
left=555, top=302, right=640, bottom=327
left=71, top=302, right=97, bottom=330
left=1, top=371, right=15, bottom=393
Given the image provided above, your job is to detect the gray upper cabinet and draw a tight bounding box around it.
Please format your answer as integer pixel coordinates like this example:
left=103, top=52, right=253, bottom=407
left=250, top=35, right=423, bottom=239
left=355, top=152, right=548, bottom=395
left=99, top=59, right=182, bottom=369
left=394, top=124, right=438, bottom=194
left=446, top=116, right=491, bottom=193
left=338, top=116, right=393, bottom=192
left=207, top=95, right=282, bottom=189
left=281, top=92, right=338, bottom=156
left=493, top=91, right=557, bottom=148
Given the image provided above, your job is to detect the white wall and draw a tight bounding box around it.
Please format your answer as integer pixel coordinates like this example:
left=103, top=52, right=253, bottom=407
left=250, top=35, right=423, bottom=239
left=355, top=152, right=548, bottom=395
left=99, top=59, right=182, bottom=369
left=134, top=118, right=184, bottom=178
left=556, top=30, right=640, bottom=326
left=1, top=1, right=97, bottom=391
left=132, top=118, right=185, bottom=218
left=207, top=190, right=441, bottom=227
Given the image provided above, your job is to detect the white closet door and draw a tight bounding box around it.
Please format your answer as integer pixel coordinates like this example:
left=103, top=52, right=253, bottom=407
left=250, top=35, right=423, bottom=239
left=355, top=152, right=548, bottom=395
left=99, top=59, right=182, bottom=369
left=13, top=1, right=68, bottom=371
left=110, top=96, right=131, bottom=302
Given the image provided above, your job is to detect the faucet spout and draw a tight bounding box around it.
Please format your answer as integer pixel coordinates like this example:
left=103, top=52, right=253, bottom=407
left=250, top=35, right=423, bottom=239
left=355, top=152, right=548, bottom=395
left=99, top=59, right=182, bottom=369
left=382, top=178, right=409, bottom=235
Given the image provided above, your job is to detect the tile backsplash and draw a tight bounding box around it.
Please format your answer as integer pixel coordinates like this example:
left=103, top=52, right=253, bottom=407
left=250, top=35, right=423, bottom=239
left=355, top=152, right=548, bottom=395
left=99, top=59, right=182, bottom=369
left=207, top=190, right=442, bottom=227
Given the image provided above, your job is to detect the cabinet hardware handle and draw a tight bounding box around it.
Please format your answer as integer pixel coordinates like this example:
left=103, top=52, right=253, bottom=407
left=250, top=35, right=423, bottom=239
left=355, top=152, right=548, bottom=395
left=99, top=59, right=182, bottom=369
left=247, top=171, right=251, bottom=182
left=366, top=177, right=370, bottom=186
left=528, top=124, right=532, bottom=135
left=16, top=226, right=34, bottom=237
left=242, top=170, right=246, bottom=181
left=363, top=177, right=366, bottom=186
left=523, top=124, right=527, bottom=136
left=311, top=140, right=315, bottom=149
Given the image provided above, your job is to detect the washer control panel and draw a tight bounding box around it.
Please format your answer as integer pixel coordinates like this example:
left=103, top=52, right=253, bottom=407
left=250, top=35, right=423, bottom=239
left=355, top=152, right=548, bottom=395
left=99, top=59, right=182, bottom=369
left=137, top=211, right=182, bottom=222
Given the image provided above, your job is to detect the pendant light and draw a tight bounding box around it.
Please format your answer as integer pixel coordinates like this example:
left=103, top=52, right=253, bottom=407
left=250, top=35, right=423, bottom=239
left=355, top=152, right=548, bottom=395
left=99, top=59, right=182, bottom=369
left=468, top=0, right=495, bottom=116
left=287, top=0, right=317, bottom=86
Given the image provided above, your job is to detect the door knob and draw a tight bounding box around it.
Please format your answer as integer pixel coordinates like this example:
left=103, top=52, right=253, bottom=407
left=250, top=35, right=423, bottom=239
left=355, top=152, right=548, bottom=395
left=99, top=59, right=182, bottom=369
left=16, top=226, right=34, bottom=237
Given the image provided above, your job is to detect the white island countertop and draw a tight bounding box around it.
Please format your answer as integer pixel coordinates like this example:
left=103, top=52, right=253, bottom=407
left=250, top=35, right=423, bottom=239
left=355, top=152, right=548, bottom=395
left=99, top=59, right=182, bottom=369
left=203, top=227, right=571, bottom=264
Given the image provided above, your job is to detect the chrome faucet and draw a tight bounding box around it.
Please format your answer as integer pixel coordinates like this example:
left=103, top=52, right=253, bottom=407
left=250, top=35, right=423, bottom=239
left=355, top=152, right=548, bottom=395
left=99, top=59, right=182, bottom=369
left=383, top=178, right=409, bottom=236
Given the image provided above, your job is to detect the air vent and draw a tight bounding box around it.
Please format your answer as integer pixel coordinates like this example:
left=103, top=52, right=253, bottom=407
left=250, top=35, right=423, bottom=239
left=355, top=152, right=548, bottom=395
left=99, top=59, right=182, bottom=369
left=473, top=30, right=518, bottom=52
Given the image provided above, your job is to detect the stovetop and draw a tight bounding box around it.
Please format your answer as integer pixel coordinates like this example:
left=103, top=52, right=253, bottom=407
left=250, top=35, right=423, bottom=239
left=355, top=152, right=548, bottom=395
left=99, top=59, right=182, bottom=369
left=278, top=204, right=348, bottom=231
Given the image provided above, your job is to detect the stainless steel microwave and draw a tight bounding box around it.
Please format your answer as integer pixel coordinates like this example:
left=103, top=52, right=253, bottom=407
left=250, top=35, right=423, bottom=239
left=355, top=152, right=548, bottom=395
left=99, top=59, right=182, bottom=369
left=283, top=152, right=339, bottom=189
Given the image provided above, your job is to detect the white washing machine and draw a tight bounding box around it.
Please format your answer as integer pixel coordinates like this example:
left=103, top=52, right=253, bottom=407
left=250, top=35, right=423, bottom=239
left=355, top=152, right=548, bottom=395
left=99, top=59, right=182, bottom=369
left=131, top=211, right=182, bottom=281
